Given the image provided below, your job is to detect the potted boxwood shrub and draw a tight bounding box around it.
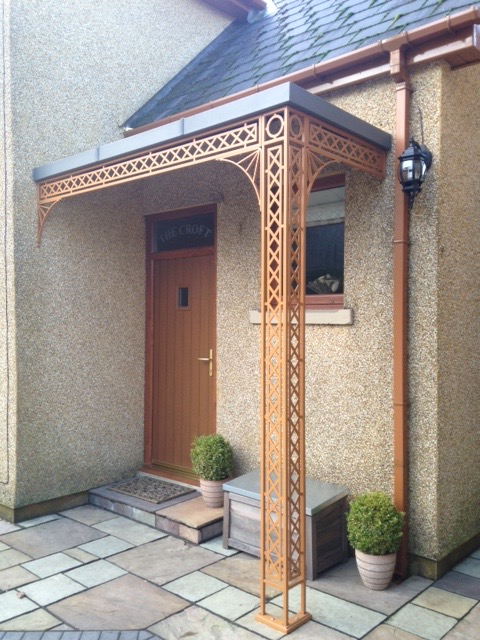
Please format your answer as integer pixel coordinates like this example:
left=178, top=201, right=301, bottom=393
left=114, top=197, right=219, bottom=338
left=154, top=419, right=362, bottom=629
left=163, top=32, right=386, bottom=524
left=346, top=491, right=405, bottom=590
left=190, top=434, right=233, bottom=508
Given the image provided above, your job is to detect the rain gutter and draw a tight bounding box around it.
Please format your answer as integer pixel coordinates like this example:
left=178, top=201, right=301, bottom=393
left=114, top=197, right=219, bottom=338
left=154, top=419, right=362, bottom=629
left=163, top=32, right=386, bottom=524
left=125, top=6, right=480, bottom=137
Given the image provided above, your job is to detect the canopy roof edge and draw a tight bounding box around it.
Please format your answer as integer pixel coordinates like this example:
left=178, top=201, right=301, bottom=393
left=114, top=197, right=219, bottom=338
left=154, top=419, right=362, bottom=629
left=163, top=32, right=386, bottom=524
left=33, top=83, right=391, bottom=183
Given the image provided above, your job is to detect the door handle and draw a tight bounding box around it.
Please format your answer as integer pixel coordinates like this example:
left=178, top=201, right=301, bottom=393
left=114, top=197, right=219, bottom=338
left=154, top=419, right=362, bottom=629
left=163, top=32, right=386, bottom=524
left=198, top=349, right=213, bottom=377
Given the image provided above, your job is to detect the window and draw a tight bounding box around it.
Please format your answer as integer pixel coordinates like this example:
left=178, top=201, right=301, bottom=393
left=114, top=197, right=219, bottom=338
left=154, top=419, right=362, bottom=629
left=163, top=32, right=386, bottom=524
left=306, top=176, right=345, bottom=308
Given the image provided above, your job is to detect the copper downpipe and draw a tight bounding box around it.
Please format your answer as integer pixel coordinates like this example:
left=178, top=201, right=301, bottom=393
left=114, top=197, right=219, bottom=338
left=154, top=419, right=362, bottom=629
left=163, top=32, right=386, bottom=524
left=391, top=49, right=411, bottom=578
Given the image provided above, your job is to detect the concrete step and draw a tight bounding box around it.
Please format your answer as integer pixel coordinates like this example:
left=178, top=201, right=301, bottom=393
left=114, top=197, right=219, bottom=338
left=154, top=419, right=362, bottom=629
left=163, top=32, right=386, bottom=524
left=89, top=482, right=223, bottom=545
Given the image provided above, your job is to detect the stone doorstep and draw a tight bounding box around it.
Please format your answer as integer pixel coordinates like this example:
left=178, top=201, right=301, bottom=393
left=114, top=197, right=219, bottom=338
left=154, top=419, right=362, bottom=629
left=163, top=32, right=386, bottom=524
left=89, top=488, right=223, bottom=546
left=155, top=496, right=224, bottom=544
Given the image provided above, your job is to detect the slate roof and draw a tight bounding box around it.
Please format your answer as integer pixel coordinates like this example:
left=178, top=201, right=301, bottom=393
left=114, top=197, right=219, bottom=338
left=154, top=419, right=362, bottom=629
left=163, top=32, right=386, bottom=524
left=124, top=0, right=476, bottom=130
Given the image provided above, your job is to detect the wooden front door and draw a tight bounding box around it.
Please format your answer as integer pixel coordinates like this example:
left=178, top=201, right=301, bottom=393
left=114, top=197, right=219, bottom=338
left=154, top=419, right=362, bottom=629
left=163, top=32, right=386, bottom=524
left=145, top=207, right=216, bottom=481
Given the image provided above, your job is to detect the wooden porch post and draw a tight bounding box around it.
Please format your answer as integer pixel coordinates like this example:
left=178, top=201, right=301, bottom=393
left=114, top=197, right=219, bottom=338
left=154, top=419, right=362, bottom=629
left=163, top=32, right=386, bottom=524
left=256, top=109, right=311, bottom=634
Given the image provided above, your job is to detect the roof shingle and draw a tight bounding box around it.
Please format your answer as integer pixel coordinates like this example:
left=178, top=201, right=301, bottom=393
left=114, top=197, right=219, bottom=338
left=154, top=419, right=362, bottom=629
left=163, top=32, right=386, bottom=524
left=124, top=0, right=477, bottom=130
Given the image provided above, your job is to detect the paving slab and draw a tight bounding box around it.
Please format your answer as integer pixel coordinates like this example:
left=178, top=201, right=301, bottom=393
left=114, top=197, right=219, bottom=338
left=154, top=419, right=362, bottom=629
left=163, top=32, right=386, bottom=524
left=442, top=602, right=480, bottom=639
left=200, top=535, right=239, bottom=556
left=0, top=565, right=38, bottom=590
left=0, top=591, right=38, bottom=623
left=149, top=604, right=261, bottom=640
left=235, top=604, right=285, bottom=640
left=0, top=543, right=8, bottom=552
left=65, top=559, right=127, bottom=588
left=412, top=585, right=477, bottom=618
left=386, top=603, right=458, bottom=640
left=451, top=557, right=480, bottom=579
left=19, top=516, right=61, bottom=529
left=0, top=521, right=20, bottom=535
left=64, top=547, right=98, bottom=564
left=78, top=535, right=134, bottom=558
left=271, top=586, right=386, bottom=638
left=21, top=574, right=85, bottom=606
left=109, top=536, right=219, bottom=585
left=198, top=585, right=259, bottom=621
left=0, top=609, right=62, bottom=631
left=91, top=516, right=166, bottom=545
left=202, top=552, right=280, bottom=598
left=308, top=557, right=432, bottom=615
left=471, top=549, right=480, bottom=560
left=435, top=569, right=480, bottom=600
left=237, top=603, right=353, bottom=639
left=0, top=548, right=32, bottom=571
left=59, top=506, right=119, bottom=526
left=0, top=519, right=105, bottom=559
left=289, top=619, right=356, bottom=639
left=47, top=573, right=188, bottom=630
left=22, top=552, right=82, bottom=578
left=163, top=570, right=228, bottom=602
left=364, top=625, right=424, bottom=639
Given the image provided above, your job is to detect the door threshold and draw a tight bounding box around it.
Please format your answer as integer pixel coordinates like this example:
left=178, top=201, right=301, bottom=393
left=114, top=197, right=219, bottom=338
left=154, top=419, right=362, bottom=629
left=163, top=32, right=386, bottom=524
left=141, top=464, right=200, bottom=487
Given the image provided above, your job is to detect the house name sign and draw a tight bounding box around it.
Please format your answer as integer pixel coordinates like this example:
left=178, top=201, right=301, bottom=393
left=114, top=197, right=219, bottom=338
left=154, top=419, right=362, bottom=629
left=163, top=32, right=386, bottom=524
left=152, top=212, right=215, bottom=252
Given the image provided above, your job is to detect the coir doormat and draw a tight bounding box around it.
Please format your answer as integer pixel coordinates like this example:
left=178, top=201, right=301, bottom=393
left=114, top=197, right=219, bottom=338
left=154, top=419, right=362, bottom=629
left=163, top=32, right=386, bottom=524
left=111, top=476, right=196, bottom=504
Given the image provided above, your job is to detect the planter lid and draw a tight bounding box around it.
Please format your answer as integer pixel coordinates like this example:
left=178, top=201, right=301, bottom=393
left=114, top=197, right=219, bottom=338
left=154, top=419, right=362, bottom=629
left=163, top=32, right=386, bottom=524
left=224, top=469, right=348, bottom=515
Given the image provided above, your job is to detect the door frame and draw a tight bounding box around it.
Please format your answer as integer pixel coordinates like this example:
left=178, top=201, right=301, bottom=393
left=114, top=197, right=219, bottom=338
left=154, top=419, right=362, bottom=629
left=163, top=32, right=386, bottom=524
left=143, top=204, right=217, bottom=482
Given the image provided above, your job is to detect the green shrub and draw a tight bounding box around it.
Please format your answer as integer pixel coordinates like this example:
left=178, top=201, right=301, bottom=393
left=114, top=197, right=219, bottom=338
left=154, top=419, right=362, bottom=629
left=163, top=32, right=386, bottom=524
left=190, top=434, right=233, bottom=481
left=346, top=492, right=405, bottom=555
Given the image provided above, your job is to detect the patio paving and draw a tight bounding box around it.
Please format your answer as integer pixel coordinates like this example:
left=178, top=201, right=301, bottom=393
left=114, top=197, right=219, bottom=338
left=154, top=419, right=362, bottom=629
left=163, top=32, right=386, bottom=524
left=0, top=500, right=477, bottom=639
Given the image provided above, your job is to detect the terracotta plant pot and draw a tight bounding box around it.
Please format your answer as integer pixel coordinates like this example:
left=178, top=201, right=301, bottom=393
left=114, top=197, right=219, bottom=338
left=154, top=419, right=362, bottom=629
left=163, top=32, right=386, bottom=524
left=355, top=549, right=397, bottom=590
left=199, top=478, right=225, bottom=508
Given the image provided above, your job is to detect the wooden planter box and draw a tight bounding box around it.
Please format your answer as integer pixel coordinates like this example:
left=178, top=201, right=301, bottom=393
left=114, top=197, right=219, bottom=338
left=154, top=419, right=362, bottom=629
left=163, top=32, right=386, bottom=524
left=223, top=470, right=349, bottom=580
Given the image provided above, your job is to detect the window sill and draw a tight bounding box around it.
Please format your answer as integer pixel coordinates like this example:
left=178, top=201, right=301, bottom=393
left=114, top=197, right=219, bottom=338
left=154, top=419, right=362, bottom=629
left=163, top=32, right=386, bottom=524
left=249, top=308, right=353, bottom=326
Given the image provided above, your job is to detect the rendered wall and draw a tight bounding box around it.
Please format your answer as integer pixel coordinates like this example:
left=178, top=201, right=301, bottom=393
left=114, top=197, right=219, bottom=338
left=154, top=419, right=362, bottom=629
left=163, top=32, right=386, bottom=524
left=6, top=1, right=477, bottom=569
left=436, top=63, right=480, bottom=559
left=7, top=0, right=229, bottom=508
left=407, top=64, right=443, bottom=560
left=211, top=65, right=476, bottom=563
left=0, top=1, right=17, bottom=509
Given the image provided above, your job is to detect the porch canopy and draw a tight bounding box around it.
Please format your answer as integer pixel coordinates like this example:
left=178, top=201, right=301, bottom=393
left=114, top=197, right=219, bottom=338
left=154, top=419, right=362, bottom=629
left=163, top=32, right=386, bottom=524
left=34, top=82, right=391, bottom=634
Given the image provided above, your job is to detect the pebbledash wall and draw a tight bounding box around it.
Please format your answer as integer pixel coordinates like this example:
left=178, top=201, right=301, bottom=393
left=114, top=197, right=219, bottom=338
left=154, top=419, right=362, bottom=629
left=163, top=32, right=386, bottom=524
left=211, top=62, right=479, bottom=566
left=0, top=1, right=478, bottom=572
left=0, top=0, right=230, bottom=514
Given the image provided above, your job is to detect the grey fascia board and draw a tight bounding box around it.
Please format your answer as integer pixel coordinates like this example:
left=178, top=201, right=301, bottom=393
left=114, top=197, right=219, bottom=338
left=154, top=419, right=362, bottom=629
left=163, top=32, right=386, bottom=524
left=32, top=148, right=101, bottom=182
left=97, top=119, right=185, bottom=161
left=183, top=83, right=391, bottom=150
left=287, top=83, right=391, bottom=150
left=32, top=119, right=186, bottom=182
left=33, top=82, right=391, bottom=182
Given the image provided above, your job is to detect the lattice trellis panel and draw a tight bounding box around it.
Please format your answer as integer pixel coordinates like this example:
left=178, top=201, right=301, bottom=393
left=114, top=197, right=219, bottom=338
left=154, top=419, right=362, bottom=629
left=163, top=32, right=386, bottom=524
left=36, top=108, right=385, bottom=245
left=36, top=121, right=260, bottom=245
left=255, top=110, right=312, bottom=634
left=308, top=116, right=385, bottom=177
left=34, top=103, right=387, bottom=635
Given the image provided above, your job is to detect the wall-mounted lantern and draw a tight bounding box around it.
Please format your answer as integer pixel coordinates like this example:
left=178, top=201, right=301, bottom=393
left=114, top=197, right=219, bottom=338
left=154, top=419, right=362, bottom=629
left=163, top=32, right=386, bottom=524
left=398, top=138, right=433, bottom=209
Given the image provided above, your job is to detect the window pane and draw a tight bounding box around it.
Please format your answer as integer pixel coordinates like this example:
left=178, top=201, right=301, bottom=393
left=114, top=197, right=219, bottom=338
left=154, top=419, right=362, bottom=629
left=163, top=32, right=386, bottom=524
left=152, top=212, right=214, bottom=252
left=306, top=223, right=344, bottom=294
left=178, top=287, right=189, bottom=308
left=306, top=185, right=344, bottom=295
